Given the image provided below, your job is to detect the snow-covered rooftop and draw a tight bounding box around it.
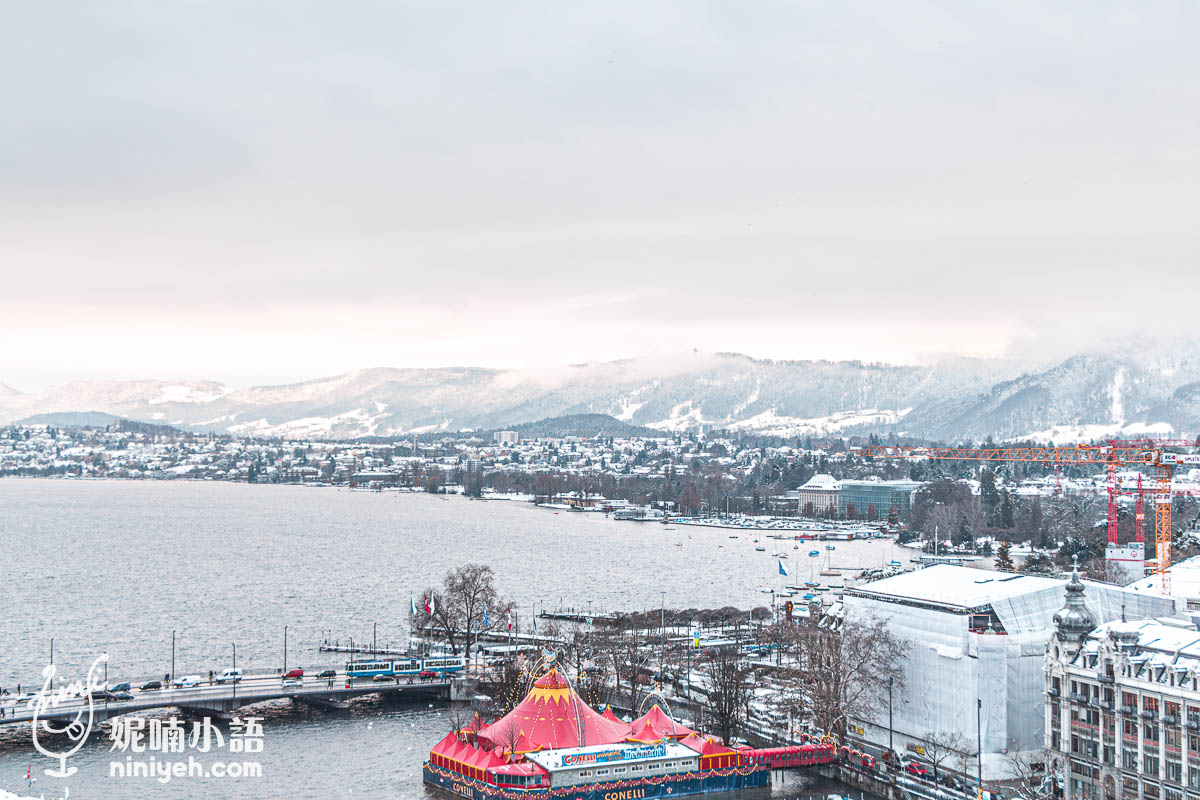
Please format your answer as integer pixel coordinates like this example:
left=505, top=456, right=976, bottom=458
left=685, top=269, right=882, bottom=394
left=796, top=473, right=840, bottom=491
left=1125, top=554, right=1200, bottom=599
left=851, top=564, right=1063, bottom=609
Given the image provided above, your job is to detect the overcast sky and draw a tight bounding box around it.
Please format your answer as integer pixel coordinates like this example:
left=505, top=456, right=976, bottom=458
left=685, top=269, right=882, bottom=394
left=3, top=2, right=1198, bottom=390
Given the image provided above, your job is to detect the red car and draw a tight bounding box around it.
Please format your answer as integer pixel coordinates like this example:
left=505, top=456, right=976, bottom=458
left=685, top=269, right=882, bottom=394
left=418, top=670, right=438, bottom=680
left=905, top=761, right=928, bottom=776
left=284, top=668, right=304, bottom=679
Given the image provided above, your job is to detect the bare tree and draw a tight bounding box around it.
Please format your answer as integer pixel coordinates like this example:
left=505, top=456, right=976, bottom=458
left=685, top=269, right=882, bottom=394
left=1006, top=747, right=1054, bottom=800
left=425, top=564, right=510, bottom=660
left=596, top=628, right=650, bottom=710
left=490, top=718, right=525, bottom=762
left=702, top=649, right=753, bottom=745
left=782, top=614, right=907, bottom=740
left=921, top=730, right=970, bottom=780
left=447, top=704, right=472, bottom=736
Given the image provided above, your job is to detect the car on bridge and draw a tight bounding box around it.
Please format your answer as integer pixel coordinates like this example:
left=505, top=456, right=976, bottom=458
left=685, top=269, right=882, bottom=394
left=140, top=680, right=162, bottom=691
left=418, top=670, right=439, bottom=681
left=317, top=669, right=337, bottom=679
left=216, top=668, right=243, bottom=684
left=111, top=692, right=133, bottom=702
left=111, top=682, right=131, bottom=693
left=174, top=675, right=202, bottom=688
left=284, top=668, right=304, bottom=679
left=281, top=678, right=302, bottom=688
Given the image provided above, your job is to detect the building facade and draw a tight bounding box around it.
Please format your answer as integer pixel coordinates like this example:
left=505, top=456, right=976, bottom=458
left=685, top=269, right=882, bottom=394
left=785, top=473, right=840, bottom=516
left=838, top=479, right=921, bottom=520
left=1047, top=609, right=1200, bottom=800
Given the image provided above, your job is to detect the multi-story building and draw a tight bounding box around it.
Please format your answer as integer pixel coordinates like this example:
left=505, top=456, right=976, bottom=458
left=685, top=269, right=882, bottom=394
left=785, top=473, right=840, bottom=516
left=838, top=479, right=921, bottom=520
left=1047, top=577, right=1200, bottom=800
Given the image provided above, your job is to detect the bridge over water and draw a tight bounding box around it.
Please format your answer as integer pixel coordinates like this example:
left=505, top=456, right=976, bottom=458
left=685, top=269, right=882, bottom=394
left=0, top=670, right=456, bottom=726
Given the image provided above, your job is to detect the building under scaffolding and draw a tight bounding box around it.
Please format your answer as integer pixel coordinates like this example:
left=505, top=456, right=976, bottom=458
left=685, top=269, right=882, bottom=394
left=843, top=565, right=1176, bottom=783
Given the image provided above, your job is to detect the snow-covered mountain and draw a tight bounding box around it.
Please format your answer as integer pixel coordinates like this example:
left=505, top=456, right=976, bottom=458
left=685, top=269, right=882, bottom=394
left=4, top=348, right=1200, bottom=441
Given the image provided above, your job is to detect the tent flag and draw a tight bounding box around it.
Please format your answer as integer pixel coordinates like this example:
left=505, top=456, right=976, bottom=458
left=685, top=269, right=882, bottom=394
left=430, top=594, right=436, bottom=616
left=423, top=595, right=431, bottom=614
left=482, top=607, right=490, bottom=629
left=778, top=558, right=789, bottom=577
left=533, top=613, right=537, bottom=633
left=410, top=596, right=417, bottom=616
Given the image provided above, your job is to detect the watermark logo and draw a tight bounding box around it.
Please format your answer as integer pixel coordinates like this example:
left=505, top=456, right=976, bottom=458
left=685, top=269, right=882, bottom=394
left=27, top=653, right=108, bottom=778
left=109, top=716, right=264, bottom=784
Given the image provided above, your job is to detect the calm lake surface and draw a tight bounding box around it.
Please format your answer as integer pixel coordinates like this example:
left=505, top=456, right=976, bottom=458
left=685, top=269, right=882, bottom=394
left=0, top=479, right=891, bottom=799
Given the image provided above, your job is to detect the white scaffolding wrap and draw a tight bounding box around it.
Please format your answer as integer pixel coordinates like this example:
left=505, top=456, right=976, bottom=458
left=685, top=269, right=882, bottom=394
left=843, top=565, right=1177, bottom=782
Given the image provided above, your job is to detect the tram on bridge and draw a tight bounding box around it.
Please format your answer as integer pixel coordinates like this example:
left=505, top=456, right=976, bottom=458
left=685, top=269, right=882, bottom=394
left=347, top=656, right=467, bottom=678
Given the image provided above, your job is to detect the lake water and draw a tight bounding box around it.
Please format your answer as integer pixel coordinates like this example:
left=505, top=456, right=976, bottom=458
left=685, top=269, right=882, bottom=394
left=0, top=479, right=892, bottom=799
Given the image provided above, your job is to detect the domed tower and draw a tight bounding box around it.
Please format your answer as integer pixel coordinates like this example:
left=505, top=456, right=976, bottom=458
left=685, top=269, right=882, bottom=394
left=1053, top=557, right=1097, bottom=653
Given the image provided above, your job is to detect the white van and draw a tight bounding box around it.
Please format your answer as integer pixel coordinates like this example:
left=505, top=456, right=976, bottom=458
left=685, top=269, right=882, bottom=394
left=216, top=668, right=243, bottom=684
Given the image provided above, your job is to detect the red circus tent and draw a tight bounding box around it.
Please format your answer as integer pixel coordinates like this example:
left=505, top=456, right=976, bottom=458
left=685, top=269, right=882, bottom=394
left=477, top=669, right=631, bottom=753
left=599, top=705, right=622, bottom=723
left=625, top=704, right=696, bottom=742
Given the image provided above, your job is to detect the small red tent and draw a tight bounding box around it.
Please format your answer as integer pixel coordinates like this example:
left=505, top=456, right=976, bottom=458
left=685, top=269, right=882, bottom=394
left=625, top=704, right=696, bottom=742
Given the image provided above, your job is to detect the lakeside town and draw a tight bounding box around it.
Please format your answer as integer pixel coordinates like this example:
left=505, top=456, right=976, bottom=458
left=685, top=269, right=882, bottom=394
left=8, top=421, right=1200, bottom=800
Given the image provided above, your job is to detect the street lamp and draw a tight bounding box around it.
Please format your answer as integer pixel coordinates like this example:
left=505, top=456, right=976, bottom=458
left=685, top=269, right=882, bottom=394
left=976, top=698, right=983, bottom=794
left=373, top=622, right=378, bottom=654
left=660, top=591, right=667, bottom=682
left=887, top=676, right=894, bottom=760
left=283, top=625, right=288, bottom=673
left=170, top=630, right=176, bottom=686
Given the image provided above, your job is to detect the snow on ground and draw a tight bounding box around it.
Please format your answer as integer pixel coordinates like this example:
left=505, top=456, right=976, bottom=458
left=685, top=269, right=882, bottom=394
left=725, top=407, right=912, bottom=437
left=148, top=383, right=229, bottom=405
left=613, top=396, right=646, bottom=422
left=1012, top=421, right=1174, bottom=444
left=648, top=401, right=704, bottom=432
left=1109, top=367, right=1127, bottom=424
left=228, top=407, right=393, bottom=438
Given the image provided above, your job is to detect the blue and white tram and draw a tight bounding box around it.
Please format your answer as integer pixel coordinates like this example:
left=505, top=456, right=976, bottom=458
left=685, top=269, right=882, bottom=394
left=346, top=657, right=465, bottom=678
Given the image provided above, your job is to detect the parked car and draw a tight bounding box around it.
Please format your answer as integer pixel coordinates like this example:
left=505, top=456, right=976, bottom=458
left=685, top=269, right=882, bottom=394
left=110, top=682, right=131, bottom=693
left=110, top=692, right=133, bottom=702
left=418, top=670, right=438, bottom=681
left=140, top=680, right=163, bottom=691
left=216, top=668, right=243, bottom=684
left=174, top=675, right=202, bottom=688
left=373, top=674, right=393, bottom=682
left=284, top=668, right=304, bottom=679
left=317, top=669, right=337, bottom=679
left=280, top=678, right=302, bottom=688
left=903, top=760, right=928, bottom=777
